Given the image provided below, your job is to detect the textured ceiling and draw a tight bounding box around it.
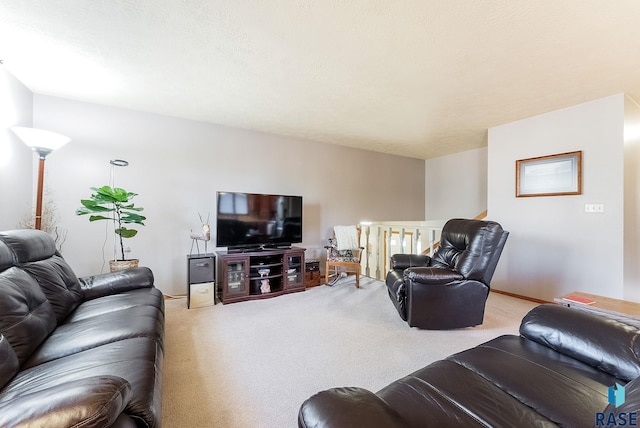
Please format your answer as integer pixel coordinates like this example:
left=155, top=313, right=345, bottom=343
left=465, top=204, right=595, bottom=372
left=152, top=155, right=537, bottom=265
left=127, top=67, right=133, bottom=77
left=1, top=1, right=640, bottom=159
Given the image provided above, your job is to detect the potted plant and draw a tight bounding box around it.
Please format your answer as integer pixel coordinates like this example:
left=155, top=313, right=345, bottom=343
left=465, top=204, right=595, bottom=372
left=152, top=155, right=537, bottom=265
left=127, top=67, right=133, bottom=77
left=76, top=185, right=146, bottom=272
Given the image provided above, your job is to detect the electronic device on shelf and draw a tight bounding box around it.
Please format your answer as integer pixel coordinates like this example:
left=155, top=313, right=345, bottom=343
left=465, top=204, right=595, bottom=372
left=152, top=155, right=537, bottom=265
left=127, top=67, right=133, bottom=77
left=215, top=191, right=303, bottom=251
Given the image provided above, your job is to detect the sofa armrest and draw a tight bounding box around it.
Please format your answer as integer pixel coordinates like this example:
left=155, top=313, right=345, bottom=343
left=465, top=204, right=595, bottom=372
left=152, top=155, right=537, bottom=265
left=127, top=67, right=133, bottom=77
left=404, top=267, right=465, bottom=285
left=0, top=376, right=132, bottom=428
left=79, top=267, right=155, bottom=300
left=521, top=304, right=640, bottom=381
left=298, top=387, right=407, bottom=428
left=390, top=254, right=431, bottom=270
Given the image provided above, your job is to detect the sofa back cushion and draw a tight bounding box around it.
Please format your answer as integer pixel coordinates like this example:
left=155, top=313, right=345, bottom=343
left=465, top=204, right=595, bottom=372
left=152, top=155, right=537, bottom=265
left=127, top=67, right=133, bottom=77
left=520, top=304, right=640, bottom=381
left=0, top=238, right=13, bottom=272
left=0, top=250, right=57, bottom=366
left=0, top=334, right=19, bottom=390
left=0, top=230, right=83, bottom=323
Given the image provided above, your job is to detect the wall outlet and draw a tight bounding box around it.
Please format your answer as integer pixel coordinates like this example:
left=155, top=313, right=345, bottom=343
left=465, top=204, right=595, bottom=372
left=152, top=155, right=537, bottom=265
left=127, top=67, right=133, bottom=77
left=584, top=203, right=604, bottom=213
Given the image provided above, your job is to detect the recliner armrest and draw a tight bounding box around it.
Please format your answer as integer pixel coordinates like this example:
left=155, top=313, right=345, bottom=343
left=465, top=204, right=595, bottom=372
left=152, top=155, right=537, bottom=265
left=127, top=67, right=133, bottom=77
left=79, top=267, right=155, bottom=300
left=390, top=254, right=431, bottom=270
left=0, top=376, right=132, bottom=428
left=298, top=387, right=407, bottom=428
left=405, top=267, right=465, bottom=285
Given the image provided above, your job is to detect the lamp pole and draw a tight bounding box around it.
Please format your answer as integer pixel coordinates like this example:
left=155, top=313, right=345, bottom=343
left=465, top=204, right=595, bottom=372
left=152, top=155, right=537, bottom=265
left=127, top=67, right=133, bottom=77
left=34, top=149, right=50, bottom=230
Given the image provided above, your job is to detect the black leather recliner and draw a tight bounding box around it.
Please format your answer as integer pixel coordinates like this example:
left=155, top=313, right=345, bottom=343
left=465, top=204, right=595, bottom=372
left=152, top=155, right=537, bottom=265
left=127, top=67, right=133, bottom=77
left=386, top=218, right=508, bottom=329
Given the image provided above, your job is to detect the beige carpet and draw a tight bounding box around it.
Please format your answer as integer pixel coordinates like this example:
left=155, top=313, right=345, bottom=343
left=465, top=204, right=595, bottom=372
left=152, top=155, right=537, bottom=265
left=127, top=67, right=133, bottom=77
left=161, top=277, right=538, bottom=428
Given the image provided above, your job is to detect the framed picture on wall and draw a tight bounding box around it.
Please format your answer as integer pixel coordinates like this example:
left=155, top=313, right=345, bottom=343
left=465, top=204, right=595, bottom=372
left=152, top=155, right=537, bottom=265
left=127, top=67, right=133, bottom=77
left=516, top=151, right=582, bottom=197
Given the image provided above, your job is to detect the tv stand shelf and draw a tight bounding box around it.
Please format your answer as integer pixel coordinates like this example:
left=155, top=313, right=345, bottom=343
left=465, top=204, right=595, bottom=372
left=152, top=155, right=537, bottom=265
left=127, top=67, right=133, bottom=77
left=216, top=247, right=305, bottom=304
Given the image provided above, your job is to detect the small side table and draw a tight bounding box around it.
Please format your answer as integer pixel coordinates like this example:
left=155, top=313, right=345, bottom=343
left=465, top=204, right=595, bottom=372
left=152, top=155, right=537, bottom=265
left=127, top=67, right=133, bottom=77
left=305, top=259, right=321, bottom=288
left=187, top=253, right=215, bottom=309
left=555, top=291, right=640, bottom=327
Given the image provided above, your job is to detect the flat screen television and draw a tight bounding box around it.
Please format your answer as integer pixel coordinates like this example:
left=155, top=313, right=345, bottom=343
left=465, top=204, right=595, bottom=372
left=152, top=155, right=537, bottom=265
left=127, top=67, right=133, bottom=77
left=216, top=191, right=303, bottom=250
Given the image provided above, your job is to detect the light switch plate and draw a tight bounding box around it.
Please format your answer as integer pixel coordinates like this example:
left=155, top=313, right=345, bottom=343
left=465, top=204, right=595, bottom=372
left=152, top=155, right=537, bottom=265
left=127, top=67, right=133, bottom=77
left=585, top=203, right=604, bottom=213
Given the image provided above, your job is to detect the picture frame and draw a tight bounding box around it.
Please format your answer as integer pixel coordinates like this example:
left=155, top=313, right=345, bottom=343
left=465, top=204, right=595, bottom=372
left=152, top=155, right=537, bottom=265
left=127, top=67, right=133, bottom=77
left=516, top=151, right=582, bottom=197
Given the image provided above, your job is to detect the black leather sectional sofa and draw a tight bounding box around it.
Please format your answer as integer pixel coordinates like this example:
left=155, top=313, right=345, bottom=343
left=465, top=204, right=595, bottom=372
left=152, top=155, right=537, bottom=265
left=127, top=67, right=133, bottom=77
left=299, top=304, right=640, bottom=427
left=0, top=229, right=164, bottom=428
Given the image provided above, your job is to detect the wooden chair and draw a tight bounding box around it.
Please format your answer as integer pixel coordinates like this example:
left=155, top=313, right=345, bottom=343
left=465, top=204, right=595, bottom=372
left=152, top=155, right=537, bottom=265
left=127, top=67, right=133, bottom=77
left=325, top=225, right=364, bottom=287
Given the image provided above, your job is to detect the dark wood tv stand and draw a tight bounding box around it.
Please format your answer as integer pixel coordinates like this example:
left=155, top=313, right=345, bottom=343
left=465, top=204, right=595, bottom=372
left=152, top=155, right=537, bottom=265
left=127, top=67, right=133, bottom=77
left=216, top=247, right=305, bottom=304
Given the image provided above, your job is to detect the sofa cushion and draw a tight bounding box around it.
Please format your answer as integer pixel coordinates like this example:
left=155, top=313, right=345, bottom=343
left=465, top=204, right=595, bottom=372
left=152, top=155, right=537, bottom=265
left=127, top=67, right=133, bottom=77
left=20, top=256, right=84, bottom=323
left=0, top=230, right=83, bottom=323
left=0, top=335, right=19, bottom=390
left=0, top=376, right=132, bottom=428
left=520, top=304, right=640, bottom=381
left=68, top=287, right=164, bottom=323
left=299, top=387, right=408, bottom=428
left=378, top=359, right=558, bottom=427
left=447, top=335, right=612, bottom=427
left=24, top=304, right=164, bottom=368
left=0, top=229, right=57, bottom=263
left=1, top=337, right=162, bottom=428
left=0, top=267, right=57, bottom=366
left=0, top=241, right=14, bottom=271
left=0, top=244, right=20, bottom=388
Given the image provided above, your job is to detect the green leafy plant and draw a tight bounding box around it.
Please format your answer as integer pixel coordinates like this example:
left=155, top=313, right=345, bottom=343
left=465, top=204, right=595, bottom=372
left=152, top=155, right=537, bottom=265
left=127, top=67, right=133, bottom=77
left=76, top=185, right=146, bottom=261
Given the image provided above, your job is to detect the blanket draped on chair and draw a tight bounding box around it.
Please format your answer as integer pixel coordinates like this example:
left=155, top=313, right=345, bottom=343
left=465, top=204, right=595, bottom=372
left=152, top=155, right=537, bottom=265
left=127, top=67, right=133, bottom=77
left=333, top=225, right=359, bottom=250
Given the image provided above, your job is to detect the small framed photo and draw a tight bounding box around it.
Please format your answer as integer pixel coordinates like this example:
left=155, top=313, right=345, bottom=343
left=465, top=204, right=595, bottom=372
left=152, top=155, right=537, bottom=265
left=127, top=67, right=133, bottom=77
left=516, top=151, right=582, bottom=197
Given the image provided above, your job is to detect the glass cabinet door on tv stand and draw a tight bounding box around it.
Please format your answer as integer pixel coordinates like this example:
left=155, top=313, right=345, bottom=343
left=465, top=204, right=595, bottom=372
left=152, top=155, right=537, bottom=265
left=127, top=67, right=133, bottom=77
left=284, top=251, right=305, bottom=290
left=220, top=256, right=249, bottom=300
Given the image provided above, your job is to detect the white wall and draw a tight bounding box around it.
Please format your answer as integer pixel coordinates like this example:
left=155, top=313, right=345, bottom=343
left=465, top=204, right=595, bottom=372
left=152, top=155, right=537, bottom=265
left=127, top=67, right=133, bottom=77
left=425, top=147, right=487, bottom=220
left=488, top=94, right=627, bottom=301
left=0, top=68, right=34, bottom=230
left=31, top=95, right=425, bottom=295
left=623, top=96, right=640, bottom=302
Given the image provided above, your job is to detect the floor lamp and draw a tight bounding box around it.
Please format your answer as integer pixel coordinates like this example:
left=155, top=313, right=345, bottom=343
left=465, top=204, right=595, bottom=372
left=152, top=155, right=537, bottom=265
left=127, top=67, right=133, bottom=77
left=11, top=127, right=70, bottom=230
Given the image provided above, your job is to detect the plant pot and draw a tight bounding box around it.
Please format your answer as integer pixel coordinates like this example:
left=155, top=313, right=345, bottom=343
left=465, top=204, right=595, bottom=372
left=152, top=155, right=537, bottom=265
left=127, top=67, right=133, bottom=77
left=109, top=259, right=139, bottom=272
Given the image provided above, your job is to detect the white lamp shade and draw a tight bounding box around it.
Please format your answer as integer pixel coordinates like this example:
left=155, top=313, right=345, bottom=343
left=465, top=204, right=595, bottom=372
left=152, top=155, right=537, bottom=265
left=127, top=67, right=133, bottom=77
left=11, top=127, right=70, bottom=155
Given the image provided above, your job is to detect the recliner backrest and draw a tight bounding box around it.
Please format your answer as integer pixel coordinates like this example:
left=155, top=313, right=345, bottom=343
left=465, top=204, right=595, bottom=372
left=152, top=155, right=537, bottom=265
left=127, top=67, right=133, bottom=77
left=430, top=218, right=508, bottom=285
left=0, top=230, right=83, bottom=323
